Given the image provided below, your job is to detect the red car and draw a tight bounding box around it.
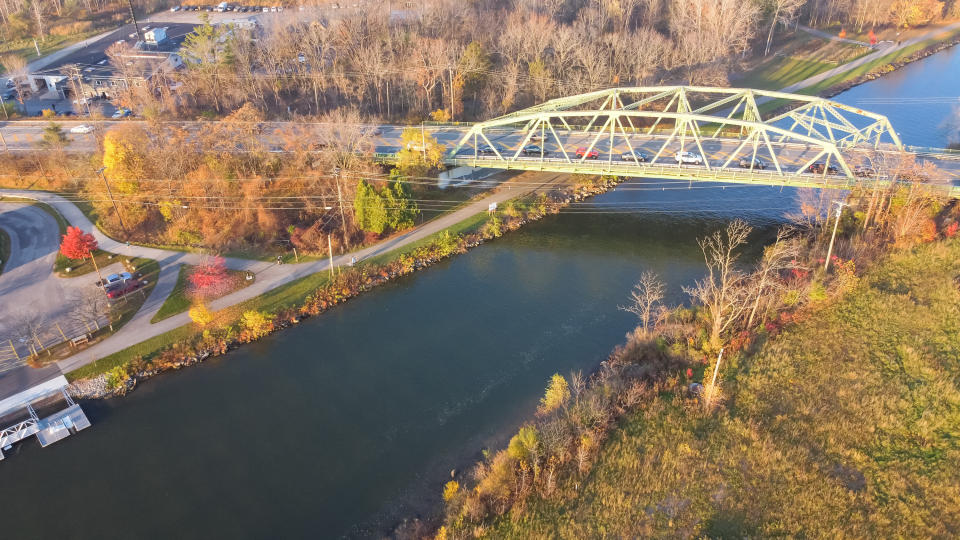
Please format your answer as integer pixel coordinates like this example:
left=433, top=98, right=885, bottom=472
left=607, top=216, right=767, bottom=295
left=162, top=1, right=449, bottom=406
left=576, top=147, right=599, bottom=159
left=107, top=279, right=142, bottom=299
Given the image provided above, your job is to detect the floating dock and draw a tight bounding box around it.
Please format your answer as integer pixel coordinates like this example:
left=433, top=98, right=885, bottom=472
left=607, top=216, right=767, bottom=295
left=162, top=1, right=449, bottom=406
left=0, top=375, right=90, bottom=460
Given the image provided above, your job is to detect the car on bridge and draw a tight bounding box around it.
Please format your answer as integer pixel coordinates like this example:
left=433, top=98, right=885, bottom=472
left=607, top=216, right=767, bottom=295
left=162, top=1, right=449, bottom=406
left=853, top=165, right=877, bottom=177
left=675, top=151, right=704, bottom=165
left=521, top=144, right=544, bottom=156
left=478, top=144, right=505, bottom=156
left=576, top=147, right=599, bottom=159
left=807, top=162, right=839, bottom=175
left=621, top=150, right=648, bottom=162
left=738, top=157, right=766, bottom=170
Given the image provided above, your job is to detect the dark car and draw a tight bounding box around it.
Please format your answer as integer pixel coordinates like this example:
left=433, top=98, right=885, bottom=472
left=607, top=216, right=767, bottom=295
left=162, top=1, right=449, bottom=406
left=576, top=147, right=599, bottom=159
left=621, top=150, right=648, bottom=162
left=853, top=165, right=876, bottom=177
left=807, top=162, right=839, bottom=175
left=106, top=279, right=142, bottom=299
left=478, top=144, right=503, bottom=156
left=521, top=144, right=544, bottom=156
left=738, top=157, right=766, bottom=169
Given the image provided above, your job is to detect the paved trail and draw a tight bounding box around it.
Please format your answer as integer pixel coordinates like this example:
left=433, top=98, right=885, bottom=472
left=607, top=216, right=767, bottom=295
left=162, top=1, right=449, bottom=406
left=0, top=176, right=548, bottom=379
left=777, top=21, right=960, bottom=94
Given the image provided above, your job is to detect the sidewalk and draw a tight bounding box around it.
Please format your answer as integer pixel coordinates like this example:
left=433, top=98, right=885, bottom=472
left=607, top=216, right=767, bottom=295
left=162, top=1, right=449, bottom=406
left=2, top=180, right=542, bottom=375
left=778, top=21, right=960, bottom=94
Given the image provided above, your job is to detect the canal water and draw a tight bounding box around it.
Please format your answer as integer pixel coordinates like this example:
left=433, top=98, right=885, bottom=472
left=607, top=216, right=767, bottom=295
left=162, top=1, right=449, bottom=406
left=4, top=44, right=958, bottom=539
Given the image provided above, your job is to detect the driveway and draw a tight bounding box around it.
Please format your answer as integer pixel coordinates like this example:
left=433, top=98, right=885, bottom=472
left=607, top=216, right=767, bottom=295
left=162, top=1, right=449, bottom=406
left=0, top=204, right=102, bottom=344
left=0, top=203, right=104, bottom=394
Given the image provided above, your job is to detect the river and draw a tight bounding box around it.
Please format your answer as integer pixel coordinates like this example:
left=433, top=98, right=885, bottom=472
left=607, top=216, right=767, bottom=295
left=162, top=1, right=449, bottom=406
left=3, top=44, right=958, bottom=539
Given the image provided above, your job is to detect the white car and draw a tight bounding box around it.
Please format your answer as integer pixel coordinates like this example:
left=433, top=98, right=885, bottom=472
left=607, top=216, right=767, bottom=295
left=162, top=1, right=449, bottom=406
left=70, top=124, right=95, bottom=134
left=675, top=151, right=704, bottom=165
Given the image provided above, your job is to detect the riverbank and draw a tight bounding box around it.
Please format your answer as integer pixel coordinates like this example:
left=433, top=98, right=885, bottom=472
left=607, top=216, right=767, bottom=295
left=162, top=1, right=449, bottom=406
left=465, top=236, right=960, bottom=537
left=425, top=176, right=959, bottom=537
left=66, top=175, right=625, bottom=398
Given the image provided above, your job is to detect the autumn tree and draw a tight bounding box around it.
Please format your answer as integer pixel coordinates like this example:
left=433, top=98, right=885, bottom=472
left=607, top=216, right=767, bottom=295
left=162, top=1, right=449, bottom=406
left=60, top=226, right=98, bottom=260
left=188, top=256, right=231, bottom=300
left=684, top=219, right=753, bottom=348
left=538, top=373, right=571, bottom=416
left=241, top=310, right=272, bottom=339
left=189, top=303, right=214, bottom=326
left=395, top=127, right=446, bottom=178
left=61, top=226, right=103, bottom=283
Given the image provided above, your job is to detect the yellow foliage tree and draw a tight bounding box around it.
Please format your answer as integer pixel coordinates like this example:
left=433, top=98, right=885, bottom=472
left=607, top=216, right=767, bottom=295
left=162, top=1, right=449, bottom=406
left=395, top=127, right=446, bottom=177
left=442, top=480, right=459, bottom=501
left=241, top=310, right=272, bottom=339
left=429, top=108, right=451, bottom=122
left=102, top=128, right=146, bottom=192
left=538, top=373, right=571, bottom=415
left=189, top=303, right=214, bottom=326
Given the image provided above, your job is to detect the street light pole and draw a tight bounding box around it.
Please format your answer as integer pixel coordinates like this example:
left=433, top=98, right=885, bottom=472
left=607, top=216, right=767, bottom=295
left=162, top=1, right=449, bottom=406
left=97, top=166, right=129, bottom=240
left=824, top=201, right=848, bottom=271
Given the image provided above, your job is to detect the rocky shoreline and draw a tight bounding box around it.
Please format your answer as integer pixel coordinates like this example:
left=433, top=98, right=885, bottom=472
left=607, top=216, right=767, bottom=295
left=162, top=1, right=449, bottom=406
left=67, top=176, right=625, bottom=401
left=822, top=32, right=960, bottom=100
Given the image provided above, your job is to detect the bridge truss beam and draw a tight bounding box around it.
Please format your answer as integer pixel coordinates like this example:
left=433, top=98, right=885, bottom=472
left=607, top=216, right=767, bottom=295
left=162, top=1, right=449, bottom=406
left=449, top=86, right=905, bottom=183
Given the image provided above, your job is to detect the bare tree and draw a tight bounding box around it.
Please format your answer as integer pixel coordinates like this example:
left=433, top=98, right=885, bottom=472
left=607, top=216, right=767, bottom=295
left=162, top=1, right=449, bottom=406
left=620, top=270, right=666, bottom=337
left=764, top=0, right=805, bottom=56
left=67, top=288, right=110, bottom=332
left=0, top=54, right=28, bottom=104
left=684, top=219, right=752, bottom=348
left=745, top=226, right=799, bottom=329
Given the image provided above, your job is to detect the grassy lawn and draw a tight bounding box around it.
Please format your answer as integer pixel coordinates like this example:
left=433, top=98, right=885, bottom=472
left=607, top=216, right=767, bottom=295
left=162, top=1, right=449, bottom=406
left=55, top=249, right=121, bottom=277
left=0, top=228, right=9, bottom=276
left=0, top=31, right=102, bottom=66
left=795, top=27, right=960, bottom=96
left=485, top=239, right=960, bottom=537
left=735, top=31, right=871, bottom=91
left=737, top=56, right=843, bottom=90
left=151, top=265, right=256, bottom=323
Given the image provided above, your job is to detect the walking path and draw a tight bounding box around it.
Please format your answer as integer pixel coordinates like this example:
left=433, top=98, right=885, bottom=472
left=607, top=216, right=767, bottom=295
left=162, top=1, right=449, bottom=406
left=797, top=25, right=870, bottom=47
left=0, top=178, right=544, bottom=377
left=778, top=21, right=960, bottom=94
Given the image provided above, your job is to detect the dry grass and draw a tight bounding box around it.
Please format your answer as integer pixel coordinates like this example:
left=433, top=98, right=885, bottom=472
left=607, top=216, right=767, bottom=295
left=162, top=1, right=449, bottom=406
left=485, top=239, right=960, bottom=538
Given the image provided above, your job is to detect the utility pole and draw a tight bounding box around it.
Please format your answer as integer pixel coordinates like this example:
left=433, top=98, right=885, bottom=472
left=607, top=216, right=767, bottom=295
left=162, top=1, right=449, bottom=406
left=327, top=234, right=335, bottom=279
left=333, top=167, right=350, bottom=250
left=420, top=121, right=426, bottom=160
left=97, top=167, right=130, bottom=240
left=824, top=201, right=848, bottom=271
left=705, top=347, right=724, bottom=408
left=89, top=249, right=104, bottom=287
left=126, top=0, right=143, bottom=44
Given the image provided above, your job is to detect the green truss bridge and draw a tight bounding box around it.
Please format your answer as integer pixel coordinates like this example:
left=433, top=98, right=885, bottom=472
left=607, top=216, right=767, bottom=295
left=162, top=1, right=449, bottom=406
left=394, top=86, right=960, bottom=198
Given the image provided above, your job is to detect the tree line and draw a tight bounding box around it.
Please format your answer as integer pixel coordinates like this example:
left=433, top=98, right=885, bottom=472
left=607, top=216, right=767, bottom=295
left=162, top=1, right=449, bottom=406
left=81, top=0, right=960, bottom=122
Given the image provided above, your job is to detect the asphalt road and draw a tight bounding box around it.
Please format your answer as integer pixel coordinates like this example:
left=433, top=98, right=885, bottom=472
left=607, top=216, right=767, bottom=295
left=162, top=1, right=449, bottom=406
left=0, top=203, right=107, bottom=400
left=2, top=121, right=958, bottom=188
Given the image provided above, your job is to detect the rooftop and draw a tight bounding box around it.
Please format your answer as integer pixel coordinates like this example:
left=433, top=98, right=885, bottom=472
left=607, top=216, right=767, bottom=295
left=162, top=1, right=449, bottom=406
left=31, top=22, right=198, bottom=77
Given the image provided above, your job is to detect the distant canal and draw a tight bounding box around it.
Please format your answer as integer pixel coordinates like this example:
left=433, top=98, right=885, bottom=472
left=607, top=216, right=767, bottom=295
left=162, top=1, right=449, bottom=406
left=4, top=43, right=959, bottom=539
